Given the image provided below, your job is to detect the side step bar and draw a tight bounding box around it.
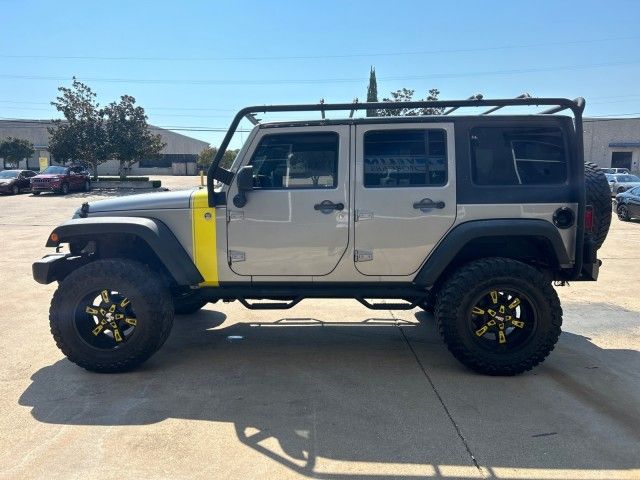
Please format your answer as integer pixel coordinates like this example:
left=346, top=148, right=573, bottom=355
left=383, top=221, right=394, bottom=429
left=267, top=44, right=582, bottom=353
left=232, top=297, right=420, bottom=310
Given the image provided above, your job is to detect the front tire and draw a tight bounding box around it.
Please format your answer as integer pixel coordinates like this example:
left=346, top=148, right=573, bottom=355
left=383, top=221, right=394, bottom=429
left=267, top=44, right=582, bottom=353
left=435, top=258, right=562, bottom=376
left=49, top=259, right=174, bottom=373
left=173, top=293, right=208, bottom=315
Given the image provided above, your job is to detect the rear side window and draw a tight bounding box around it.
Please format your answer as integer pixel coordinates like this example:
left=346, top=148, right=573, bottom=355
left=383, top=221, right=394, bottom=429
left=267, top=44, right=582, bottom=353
left=363, top=129, right=447, bottom=188
left=470, top=127, right=567, bottom=185
left=249, top=132, right=338, bottom=189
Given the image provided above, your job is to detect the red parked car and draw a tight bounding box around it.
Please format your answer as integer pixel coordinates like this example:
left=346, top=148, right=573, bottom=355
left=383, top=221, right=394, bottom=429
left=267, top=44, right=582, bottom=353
left=31, top=165, right=91, bottom=195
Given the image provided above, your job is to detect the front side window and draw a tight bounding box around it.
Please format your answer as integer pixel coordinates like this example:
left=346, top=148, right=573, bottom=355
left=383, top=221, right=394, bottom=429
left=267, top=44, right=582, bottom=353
left=249, top=132, right=338, bottom=189
left=471, top=126, right=567, bottom=185
left=363, top=129, right=447, bottom=188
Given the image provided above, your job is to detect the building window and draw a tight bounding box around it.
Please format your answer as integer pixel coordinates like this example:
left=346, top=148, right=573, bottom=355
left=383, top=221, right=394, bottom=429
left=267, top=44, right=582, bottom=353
left=249, top=132, right=339, bottom=189
left=363, top=129, right=447, bottom=188
left=611, top=151, right=632, bottom=170
left=471, top=126, right=567, bottom=185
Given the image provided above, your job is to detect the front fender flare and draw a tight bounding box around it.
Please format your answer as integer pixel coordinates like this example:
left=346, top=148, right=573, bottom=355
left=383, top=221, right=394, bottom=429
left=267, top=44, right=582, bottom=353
left=45, top=216, right=203, bottom=286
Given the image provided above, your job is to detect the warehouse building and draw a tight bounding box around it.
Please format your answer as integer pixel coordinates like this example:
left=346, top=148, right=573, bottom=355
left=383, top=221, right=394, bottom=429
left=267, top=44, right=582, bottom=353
left=0, top=119, right=209, bottom=175
left=584, top=117, right=640, bottom=173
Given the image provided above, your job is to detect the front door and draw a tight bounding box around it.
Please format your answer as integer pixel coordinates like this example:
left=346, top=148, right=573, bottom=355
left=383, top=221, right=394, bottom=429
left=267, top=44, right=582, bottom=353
left=353, top=123, right=457, bottom=276
left=226, top=126, right=350, bottom=276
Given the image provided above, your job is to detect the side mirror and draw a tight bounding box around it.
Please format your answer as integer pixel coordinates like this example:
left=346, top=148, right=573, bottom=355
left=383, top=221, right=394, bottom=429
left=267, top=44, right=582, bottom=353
left=233, top=166, right=254, bottom=208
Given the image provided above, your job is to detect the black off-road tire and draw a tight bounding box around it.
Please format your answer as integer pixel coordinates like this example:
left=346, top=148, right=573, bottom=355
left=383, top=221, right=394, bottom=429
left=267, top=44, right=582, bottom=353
left=584, top=162, right=612, bottom=249
left=50, top=259, right=174, bottom=373
left=173, top=294, right=208, bottom=315
left=617, top=204, right=631, bottom=221
left=435, top=257, right=562, bottom=376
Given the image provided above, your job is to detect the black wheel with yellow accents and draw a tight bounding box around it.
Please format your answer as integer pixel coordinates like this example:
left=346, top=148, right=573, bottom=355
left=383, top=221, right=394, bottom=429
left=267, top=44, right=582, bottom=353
left=50, top=259, right=174, bottom=373
left=435, top=257, right=562, bottom=375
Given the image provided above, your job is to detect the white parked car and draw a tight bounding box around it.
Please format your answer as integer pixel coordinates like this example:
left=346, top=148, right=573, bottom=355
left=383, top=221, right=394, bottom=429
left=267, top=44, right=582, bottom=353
left=607, top=173, right=640, bottom=196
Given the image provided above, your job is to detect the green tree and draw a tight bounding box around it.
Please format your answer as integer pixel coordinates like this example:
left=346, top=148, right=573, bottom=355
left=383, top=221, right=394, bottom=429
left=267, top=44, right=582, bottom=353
left=0, top=137, right=35, bottom=168
left=48, top=78, right=109, bottom=180
left=366, top=66, right=378, bottom=117
left=379, top=88, right=444, bottom=116
left=197, top=146, right=217, bottom=169
left=198, top=147, right=239, bottom=170
left=104, top=95, right=166, bottom=179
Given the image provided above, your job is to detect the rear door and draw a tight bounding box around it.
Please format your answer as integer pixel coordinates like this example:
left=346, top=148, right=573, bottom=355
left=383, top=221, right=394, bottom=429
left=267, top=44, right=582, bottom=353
left=353, top=123, right=456, bottom=276
left=226, top=126, right=350, bottom=276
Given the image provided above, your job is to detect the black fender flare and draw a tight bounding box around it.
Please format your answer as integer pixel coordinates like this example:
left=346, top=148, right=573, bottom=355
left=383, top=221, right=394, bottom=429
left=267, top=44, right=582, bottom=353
left=45, top=217, right=203, bottom=286
left=413, top=219, right=571, bottom=287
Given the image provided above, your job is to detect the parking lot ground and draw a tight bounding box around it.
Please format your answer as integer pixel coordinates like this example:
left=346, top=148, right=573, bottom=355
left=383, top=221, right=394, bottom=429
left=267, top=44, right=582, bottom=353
left=0, top=182, right=639, bottom=480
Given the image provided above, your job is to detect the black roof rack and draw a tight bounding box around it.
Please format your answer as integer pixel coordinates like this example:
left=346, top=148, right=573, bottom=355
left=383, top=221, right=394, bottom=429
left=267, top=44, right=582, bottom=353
left=207, top=96, right=586, bottom=199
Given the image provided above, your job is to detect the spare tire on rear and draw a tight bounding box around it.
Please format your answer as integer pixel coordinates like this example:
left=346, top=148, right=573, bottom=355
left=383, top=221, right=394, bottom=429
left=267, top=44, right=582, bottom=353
left=584, top=162, right=612, bottom=250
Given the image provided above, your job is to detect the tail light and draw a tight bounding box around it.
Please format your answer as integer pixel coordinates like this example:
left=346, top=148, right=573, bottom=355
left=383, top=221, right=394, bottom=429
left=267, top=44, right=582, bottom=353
left=584, top=205, right=594, bottom=233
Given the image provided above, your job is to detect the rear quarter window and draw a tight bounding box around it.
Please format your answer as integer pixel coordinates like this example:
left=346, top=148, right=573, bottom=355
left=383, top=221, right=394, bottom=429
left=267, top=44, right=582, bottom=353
left=470, top=126, right=567, bottom=185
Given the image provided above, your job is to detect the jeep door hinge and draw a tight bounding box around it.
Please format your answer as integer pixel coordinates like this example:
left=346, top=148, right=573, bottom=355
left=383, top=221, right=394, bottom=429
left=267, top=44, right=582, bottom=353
left=354, top=250, right=373, bottom=262
left=355, top=210, right=373, bottom=222
left=228, top=250, right=246, bottom=263
left=227, top=210, right=244, bottom=222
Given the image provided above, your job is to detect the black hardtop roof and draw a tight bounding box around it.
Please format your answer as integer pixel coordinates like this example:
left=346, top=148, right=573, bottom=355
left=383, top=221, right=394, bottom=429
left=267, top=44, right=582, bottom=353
left=258, top=114, right=575, bottom=129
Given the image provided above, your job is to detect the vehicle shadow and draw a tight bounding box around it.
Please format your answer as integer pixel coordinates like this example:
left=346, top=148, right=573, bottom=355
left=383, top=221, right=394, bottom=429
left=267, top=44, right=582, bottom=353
left=19, top=309, right=640, bottom=479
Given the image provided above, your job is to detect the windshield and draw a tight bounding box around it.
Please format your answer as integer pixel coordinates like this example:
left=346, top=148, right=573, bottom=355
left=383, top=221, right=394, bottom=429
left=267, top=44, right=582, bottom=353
left=615, top=174, right=640, bottom=182
left=0, top=170, right=19, bottom=179
left=41, top=166, right=68, bottom=175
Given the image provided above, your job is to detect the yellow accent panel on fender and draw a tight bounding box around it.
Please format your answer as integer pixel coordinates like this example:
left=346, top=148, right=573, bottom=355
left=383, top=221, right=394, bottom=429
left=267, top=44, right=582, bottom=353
left=191, top=189, right=219, bottom=286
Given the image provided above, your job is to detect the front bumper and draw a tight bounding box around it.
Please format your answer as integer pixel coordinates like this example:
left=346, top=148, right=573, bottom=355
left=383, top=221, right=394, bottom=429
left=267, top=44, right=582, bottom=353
left=32, top=253, right=89, bottom=284
left=31, top=184, right=60, bottom=192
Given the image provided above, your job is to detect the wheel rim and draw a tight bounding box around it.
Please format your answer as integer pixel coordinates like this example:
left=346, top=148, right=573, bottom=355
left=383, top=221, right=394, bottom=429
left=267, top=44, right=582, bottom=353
left=468, top=287, right=537, bottom=352
left=618, top=205, right=628, bottom=219
left=74, top=289, right=138, bottom=350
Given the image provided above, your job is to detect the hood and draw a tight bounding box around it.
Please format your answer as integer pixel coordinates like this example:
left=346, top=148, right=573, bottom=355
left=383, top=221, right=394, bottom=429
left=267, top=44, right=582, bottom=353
left=84, top=188, right=198, bottom=214
left=34, top=174, right=63, bottom=179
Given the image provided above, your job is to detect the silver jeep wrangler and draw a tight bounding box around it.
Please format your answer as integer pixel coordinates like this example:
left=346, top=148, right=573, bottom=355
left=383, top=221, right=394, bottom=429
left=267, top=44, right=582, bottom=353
left=33, top=97, right=611, bottom=375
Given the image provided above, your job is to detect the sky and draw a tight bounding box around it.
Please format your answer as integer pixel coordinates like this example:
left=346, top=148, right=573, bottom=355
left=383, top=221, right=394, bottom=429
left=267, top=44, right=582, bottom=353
left=2, top=0, right=640, bottom=149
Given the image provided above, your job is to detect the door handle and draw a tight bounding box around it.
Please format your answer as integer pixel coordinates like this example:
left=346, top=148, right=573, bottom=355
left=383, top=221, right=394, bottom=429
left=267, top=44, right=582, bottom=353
left=413, top=198, right=445, bottom=210
left=314, top=200, right=344, bottom=213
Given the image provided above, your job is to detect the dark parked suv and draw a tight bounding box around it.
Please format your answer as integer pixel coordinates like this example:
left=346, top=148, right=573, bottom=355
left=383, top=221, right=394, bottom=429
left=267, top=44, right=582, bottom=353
left=31, top=165, right=91, bottom=195
left=0, top=169, right=37, bottom=194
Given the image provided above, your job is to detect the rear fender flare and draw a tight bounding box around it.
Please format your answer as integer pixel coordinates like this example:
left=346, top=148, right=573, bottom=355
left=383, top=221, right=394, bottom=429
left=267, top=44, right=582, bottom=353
left=413, top=219, right=571, bottom=287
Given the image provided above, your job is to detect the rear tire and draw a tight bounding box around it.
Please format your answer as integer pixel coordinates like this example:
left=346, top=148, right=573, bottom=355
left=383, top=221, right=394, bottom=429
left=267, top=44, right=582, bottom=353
left=435, top=257, right=562, bottom=376
left=617, top=204, right=631, bottom=221
left=32, top=191, right=40, bottom=195
left=584, top=162, right=612, bottom=249
left=49, top=259, right=174, bottom=373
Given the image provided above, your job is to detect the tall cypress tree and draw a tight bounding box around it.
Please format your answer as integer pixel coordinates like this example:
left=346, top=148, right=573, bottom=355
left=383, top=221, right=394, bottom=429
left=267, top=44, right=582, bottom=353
left=366, top=66, right=378, bottom=117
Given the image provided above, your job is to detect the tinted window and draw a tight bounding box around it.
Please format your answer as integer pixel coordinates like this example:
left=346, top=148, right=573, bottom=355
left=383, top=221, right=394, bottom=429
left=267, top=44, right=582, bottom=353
left=471, top=127, right=567, bottom=185
left=363, top=129, right=447, bottom=188
left=42, top=166, right=68, bottom=175
left=250, top=132, right=338, bottom=189
left=615, top=174, right=640, bottom=182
